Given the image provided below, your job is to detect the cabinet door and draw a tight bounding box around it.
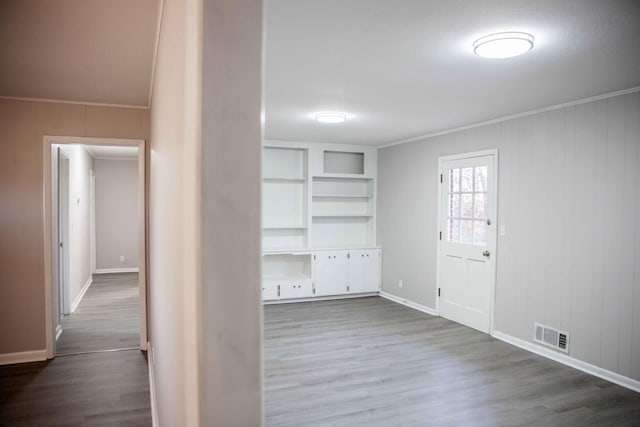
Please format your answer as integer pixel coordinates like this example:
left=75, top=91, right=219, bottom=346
left=362, top=249, right=381, bottom=292
left=348, top=249, right=380, bottom=293
left=348, top=251, right=366, bottom=293
left=298, top=280, right=314, bottom=298
left=279, top=282, right=298, bottom=299
left=262, top=283, right=279, bottom=301
left=279, top=280, right=314, bottom=299
left=315, top=251, right=349, bottom=296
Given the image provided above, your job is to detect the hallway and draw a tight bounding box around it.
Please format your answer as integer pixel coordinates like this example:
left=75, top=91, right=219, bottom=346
left=57, top=273, right=140, bottom=355
left=1, top=272, right=150, bottom=426
left=0, top=350, right=151, bottom=426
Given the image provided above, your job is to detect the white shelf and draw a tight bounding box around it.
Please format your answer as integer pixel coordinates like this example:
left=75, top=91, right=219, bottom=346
left=312, top=214, right=373, bottom=218
left=312, top=194, right=372, bottom=198
left=262, top=226, right=307, bottom=230
left=263, top=249, right=314, bottom=255
left=263, top=177, right=306, bottom=183
left=313, top=174, right=373, bottom=180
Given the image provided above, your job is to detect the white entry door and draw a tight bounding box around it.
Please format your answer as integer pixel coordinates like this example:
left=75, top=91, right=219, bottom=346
left=438, top=151, right=497, bottom=333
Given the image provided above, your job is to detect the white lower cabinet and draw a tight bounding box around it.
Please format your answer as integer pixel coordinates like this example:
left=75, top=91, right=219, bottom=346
left=314, top=251, right=350, bottom=296
left=279, top=279, right=314, bottom=299
left=263, top=248, right=381, bottom=301
left=348, top=249, right=381, bottom=293
left=263, top=279, right=313, bottom=301
left=262, top=282, right=279, bottom=301
left=314, top=249, right=381, bottom=297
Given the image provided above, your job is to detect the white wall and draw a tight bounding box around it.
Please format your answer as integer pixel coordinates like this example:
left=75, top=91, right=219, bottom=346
left=149, top=0, right=263, bottom=424
left=378, top=90, right=640, bottom=383
left=200, top=0, right=263, bottom=425
left=94, top=159, right=138, bottom=270
left=59, top=145, right=94, bottom=303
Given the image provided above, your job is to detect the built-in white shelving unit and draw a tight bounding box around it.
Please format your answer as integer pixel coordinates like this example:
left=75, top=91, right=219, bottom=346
left=261, top=141, right=381, bottom=302
left=262, top=146, right=308, bottom=250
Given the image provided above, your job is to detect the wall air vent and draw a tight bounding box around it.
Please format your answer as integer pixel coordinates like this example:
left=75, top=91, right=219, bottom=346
left=534, top=322, right=569, bottom=353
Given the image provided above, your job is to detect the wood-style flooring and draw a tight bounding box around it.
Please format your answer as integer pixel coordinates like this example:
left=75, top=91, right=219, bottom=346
left=0, top=350, right=151, bottom=426
left=264, top=297, right=640, bottom=427
left=56, top=273, right=139, bottom=355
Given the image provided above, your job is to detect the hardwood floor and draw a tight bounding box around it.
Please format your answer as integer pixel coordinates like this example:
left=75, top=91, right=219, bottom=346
left=264, top=297, right=640, bottom=427
left=56, top=273, right=139, bottom=355
left=0, top=350, right=151, bottom=426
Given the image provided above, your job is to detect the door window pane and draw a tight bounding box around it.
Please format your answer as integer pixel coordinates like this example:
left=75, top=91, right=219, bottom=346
left=449, top=168, right=460, bottom=192
left=475, top=166, right=488, bottom=192
left=474, top=193, right=487, bottom=219
left=448, top=194, right=460, bottom=217
left=461, top=168, right=473, bottom=192
left=461, top=193, right=473, bottom=218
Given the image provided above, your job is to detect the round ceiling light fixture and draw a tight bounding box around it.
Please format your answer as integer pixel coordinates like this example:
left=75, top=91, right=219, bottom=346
left=315, top=112, right=347, bottom=124
left=473, top=32, right=534, bottom=59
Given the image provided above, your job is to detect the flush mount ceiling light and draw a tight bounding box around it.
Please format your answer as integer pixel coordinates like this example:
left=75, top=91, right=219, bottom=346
left=473, top=32, right=534, bottom=59
left=315, top=112, right=347, bottom=124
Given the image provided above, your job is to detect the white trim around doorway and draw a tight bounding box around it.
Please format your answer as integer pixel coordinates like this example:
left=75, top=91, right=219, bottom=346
left=435, top=149, right=499, bottom=334
left=43, top=136, right=148, bottom=359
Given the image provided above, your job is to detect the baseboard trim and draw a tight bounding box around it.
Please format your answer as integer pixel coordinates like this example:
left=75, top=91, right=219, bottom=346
left=55, top=324, right=63, bottom=341
left=95, top=268, right=140, bottom=274
left=379, top=291, right=437, bottom=316
left=148, top=342, right=159, bottom=427
left=492, top=330, right=640, bottom=394
left=263, top=292, right=378, bottom=305
left=0, top=349, right=47, bottom=365
left=71, top=276, right=93, bottom=313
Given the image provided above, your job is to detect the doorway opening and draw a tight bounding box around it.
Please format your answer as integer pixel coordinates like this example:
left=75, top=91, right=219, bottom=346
left=436, top=149, right=498, bottom=334
left=43, top=136, right=147, bottom=358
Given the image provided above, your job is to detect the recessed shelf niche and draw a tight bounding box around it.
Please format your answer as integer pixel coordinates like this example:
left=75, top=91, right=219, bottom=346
left=323, top=151, right=364, bottom=174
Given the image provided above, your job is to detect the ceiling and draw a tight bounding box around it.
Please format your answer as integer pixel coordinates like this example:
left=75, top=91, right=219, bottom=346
left=0, top=0, right=159, bottom=107
left=264, top=0, right=640, bottom=146
left=85, top=145, right=138, bottom=160
left=1, top=1, right=638, bottom=146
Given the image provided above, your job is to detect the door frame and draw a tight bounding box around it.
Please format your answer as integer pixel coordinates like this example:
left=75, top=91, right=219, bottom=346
left=57, top=148, right=71, bottom=316
left=435, top=149, right=499, bottom=334
left=43, top=136, right=148, bottom=358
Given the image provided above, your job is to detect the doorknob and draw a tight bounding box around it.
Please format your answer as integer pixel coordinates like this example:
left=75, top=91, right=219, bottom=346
left=482, top=250, right=490, bottom=257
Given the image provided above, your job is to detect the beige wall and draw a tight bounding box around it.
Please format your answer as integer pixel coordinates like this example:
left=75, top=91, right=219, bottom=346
left=149, top=0, right=263, bottom=424
left=148, top=0, right=200, bottom=423
left=0, top=99, right=149, bottom=355
left=95, top=159, right=139, bottom=270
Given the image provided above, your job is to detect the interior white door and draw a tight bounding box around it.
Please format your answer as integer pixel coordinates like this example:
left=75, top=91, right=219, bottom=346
left=58, top=150, right=71, bottom=316
left=438, top=153, right=496, bottom=333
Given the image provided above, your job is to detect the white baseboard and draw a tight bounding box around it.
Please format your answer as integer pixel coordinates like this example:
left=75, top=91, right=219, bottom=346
left=379, top=291, right=437, bottom=316
left=71, top=276, right=93, bottom=313
left=55, top=324, right=63, bottom=341
left=148, top=342, right=159, bottom=427
left=95, top=268, right=139, bottom=274
left=492, top=330, right=640, bottom=394
left=0, top=349, right=47, bottom=365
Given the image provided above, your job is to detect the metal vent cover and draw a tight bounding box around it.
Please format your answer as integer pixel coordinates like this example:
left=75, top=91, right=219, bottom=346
left=534, top=322, right=569, bottom=353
